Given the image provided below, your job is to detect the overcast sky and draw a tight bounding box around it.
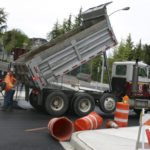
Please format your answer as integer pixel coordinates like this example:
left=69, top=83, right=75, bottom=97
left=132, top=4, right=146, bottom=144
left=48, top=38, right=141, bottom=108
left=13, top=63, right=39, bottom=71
left=1, top=0, right=150, bottom=45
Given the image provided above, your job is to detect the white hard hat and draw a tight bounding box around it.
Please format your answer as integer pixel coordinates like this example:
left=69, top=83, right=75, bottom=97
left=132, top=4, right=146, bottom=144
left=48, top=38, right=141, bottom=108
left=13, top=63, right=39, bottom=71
left=10, top=67, right=14, bottom=72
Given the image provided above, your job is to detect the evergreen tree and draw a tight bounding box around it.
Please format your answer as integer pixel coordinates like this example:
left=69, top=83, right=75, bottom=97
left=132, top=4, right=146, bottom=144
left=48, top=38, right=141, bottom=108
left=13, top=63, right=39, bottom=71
left=91, top=55, right=102, bottom=81
left=66, top=14, right=72, bottom=31
left=61, top=19, right=67, bottom=34
left=113, top=40, right=126, bottom=61
left=47, top=21, right=62, bottom=40
left=0, top=8, right=7, bottom=37
left=134, top=40, right=143, bottom=61
left=124, top=34, right=134, bottom=60
left=143, top=44, right=150, bottom=65
left=73, top=7, right=82, bottom=28
left=113, top=34, right=134, bottom=61
left=47, top=8, right=82, bottom=41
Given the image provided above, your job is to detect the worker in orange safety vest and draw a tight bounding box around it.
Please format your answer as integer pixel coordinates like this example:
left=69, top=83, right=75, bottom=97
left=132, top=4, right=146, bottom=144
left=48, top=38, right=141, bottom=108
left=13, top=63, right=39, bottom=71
left=1, top=69, right=16, bottom=111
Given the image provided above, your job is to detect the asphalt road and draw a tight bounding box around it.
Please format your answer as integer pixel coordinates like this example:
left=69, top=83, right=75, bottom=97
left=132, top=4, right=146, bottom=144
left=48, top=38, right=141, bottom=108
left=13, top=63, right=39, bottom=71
left=0, top=102, right=140, bottom=150
left=0, top=108, right=65, bottom=150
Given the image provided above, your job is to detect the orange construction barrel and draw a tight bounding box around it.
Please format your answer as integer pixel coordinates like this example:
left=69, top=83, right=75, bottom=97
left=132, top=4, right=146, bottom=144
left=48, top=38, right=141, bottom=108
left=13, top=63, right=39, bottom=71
left=114, top=102, right=129, bottom=127
left=74, top=112, right=103, bottom=131
left=48, top=117, right=73, bottom=141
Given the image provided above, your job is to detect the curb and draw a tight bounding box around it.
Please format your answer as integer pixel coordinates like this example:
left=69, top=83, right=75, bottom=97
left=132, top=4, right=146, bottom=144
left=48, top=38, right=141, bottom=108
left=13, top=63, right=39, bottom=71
left=70, top=132, right=92, bottom=150
left=65, top=127, right=146, bottom=150
left=60, top=132, right=92, bottom=150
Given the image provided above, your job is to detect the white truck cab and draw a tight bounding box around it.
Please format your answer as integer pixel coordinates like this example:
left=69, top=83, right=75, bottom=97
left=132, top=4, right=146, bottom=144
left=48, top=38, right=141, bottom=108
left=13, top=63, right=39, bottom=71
left=112, top=61, right=150, bottom=83
left=111, top=61, right=150, bottom=113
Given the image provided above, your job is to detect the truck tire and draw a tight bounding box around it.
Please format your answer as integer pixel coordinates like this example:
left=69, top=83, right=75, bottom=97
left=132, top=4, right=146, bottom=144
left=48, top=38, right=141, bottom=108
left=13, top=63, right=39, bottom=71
left=45, top=91, right=69, bottom=116
left=99, top=93, right=117, bottom=113
left=73, top=93, right=95, bottom=116
left=29, top=93, right=43, bottom=111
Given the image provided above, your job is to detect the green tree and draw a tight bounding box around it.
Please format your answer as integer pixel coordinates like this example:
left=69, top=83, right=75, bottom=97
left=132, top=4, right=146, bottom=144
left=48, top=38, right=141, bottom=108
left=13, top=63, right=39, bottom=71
left=61, top=19, right=67, bottom=34
left=143, top=44, right=150, bottom=65
left=113, top=40, right=126, bottom=61
left=124, top=34, right=134, bottom=60
left=73, top=7, right=82, bottom=29
left=91, top=55, right=102, bottom=81
left=0, top=8, right=7, bottom=37
left=47, top=21, right=62, bottom=40
left=66, top=14, right=72, bottom=31
left=134, top=40, right=143, bottom=61
left=113, top=34, right=134, bottom=61
left=47, top=8, right=82, bottom=41
left=0, top=8, right=7, bottom=53
left=3, top=29, right=31, bottom=55
left=47, top=15, right=74, bottom=41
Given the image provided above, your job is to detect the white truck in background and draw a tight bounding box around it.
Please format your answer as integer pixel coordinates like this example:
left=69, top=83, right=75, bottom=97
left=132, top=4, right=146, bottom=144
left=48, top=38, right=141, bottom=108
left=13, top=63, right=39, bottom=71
left=111, top=61, right=150, bottom=114
left=13, top=3, right=118, bottom=116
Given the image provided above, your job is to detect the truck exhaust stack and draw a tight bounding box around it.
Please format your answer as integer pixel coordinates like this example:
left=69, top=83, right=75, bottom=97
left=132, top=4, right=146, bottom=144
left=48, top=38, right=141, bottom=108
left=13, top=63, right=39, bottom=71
left=131, top=59, right=139, bottom=97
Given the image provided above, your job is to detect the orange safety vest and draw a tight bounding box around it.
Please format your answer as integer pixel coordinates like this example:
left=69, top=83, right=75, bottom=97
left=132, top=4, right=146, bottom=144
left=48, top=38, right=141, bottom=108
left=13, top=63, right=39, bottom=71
left=4, top=72, right=16, bottom=92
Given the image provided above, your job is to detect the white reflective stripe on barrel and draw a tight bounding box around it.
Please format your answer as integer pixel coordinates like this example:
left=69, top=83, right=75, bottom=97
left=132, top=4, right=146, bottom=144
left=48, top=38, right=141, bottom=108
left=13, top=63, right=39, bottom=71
left=115, top=108, right=129, bottom=114
left=85, top=116, right=93, bottom=129
left=89, top=115, right=98, bottom=129
left=114, top=117, right=128, bottom=122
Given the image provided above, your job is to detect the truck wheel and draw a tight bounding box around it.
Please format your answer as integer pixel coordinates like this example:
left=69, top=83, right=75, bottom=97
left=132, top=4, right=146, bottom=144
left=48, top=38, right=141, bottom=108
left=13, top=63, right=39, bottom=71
left=73, top=93, right=95, bottom=116
left=45, top=91, right=69, bottom=116
left=100, top=93, right=117, bottom=113
left=29, top=93, right=43, bottom=111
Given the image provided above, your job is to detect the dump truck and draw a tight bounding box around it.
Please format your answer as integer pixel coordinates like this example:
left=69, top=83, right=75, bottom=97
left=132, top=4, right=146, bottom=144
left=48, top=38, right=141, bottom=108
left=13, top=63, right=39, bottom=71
left=111, top=60, right=150, bottom=114
left=13, top=3, right=118, bottom=116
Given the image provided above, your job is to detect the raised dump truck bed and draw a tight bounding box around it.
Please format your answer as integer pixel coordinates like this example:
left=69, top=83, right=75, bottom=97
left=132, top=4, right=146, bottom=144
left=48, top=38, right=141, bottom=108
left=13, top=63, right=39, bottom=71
left=15, top=3, right=117, bottom=90
left=14, top=3, right=118, bottom=116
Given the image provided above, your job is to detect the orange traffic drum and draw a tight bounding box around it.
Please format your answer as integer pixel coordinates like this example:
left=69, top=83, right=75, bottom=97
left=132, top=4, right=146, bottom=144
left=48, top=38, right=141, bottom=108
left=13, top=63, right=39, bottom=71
left=114, top=102, right=129, bottom=127
left=74, top=112, right=103, bottom=131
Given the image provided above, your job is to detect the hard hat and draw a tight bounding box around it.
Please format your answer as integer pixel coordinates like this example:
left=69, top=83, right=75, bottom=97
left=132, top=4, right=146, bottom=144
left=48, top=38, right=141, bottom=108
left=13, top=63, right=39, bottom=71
left=10, top=67, right=14, bottom=72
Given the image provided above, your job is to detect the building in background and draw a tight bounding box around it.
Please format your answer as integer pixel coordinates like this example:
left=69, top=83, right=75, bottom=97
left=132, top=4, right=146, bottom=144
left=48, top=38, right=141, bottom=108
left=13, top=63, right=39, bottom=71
left=30, top=38, right=47, bottom=50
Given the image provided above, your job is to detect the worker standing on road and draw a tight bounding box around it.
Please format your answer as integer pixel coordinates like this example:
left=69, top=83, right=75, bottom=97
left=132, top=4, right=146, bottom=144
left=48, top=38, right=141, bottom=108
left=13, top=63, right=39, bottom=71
left=1, top=68, right=16, bottom=111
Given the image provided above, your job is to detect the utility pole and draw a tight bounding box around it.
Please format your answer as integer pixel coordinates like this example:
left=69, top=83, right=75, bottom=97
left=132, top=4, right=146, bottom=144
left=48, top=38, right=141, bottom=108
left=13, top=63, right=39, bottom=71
left=100, top=6, right=130, bottom=90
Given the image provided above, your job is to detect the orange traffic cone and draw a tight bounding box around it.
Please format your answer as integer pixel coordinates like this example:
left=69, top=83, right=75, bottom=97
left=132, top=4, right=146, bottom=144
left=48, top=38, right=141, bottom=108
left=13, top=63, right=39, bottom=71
left=48, top=117, right=73, bottom=141
left=75, top=112, right=103, bottom=131
left=105, top=120, right=118, bottom=128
